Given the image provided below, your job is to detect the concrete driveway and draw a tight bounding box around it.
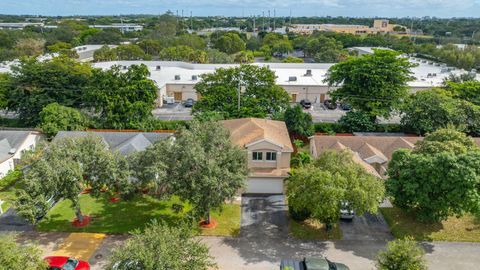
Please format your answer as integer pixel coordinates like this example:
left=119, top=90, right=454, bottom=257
left=340, top=213, right=393, bottom=241
left=241, top=195, right=288, bottom=239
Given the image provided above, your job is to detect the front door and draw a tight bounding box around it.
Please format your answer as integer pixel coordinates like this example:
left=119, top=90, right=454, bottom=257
left=291, top=93, right=297, bottom=103
left=320, top=94, right=326, bottom=102
left=174, top=92, right=183, bottom=102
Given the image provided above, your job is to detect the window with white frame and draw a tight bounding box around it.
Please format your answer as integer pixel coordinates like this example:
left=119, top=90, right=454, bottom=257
left=252, top=152, right=263, bottom=161
left=266, top=152, right=277, bottom=161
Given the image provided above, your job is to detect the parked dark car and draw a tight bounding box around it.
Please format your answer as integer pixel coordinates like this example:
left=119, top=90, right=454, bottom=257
left=300, top=99, right=312, bottom=109
left=339, top=103, right=351, bottom=111
left=184, top=98, right=194, bottom=107
left=280, top=257, right=350, bottom=270
left=323, top=100, right=337, bottom=110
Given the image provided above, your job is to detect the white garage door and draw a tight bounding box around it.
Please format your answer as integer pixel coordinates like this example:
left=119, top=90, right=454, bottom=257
left=246, top=177, right=284, bottom=194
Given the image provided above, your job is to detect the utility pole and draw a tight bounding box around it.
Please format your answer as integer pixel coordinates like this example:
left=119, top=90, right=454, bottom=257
left=273, top=9, right=276, bottom=31
left=262, top=11, right=265, bottom=31
left=253, top=16, right=256, bottom=36
left=190, top=11, right=193, bottom=31
left=289, top=9, right=292, bottom=26
left=268, top=10, right=271, bottom=32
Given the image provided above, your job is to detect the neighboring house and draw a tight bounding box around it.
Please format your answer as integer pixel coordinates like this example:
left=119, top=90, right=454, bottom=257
left=222, top=118, right=293, bottom=194
left=0, top=130, right=42, bottom=178
left=310, top=135, right=423, bottom=178
left=54, top=131, right=173, bottom=156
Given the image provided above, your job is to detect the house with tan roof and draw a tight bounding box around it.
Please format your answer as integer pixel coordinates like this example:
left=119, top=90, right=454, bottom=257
left=310, top=135, right=423, bottom=178
left=222, top=118, right=293, bottom=194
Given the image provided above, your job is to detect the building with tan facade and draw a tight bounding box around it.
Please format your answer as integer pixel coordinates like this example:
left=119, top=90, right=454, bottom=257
left=289, top=19, right=408, bottom=35
left=222, top=118, right=293, bottom=194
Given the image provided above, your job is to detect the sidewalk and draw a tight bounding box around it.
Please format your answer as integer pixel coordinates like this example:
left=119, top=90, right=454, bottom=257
left=52, top=233, right=106, bottom=261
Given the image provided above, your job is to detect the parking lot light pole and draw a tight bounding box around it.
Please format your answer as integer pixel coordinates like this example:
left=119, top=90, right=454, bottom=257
left=238, top=81, right=241, bottom=111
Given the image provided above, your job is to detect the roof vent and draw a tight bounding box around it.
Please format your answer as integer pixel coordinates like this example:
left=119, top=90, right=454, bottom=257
left=304, top=69, right=312, bottom=76
left=8, top=148, right=16, bottom=155
left=288, top=76, right=297, bottom=82
left=156, top=65, right=161, bottom=70
left=174, top=75, right=181, bottom=80
left=192, top=75, right=198, bottom=81
left=122, top=65, right=128, bottom=70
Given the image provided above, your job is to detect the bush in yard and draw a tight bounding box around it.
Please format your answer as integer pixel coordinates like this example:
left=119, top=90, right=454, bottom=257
left=289, top=206, right=311, bottom=222
left=106, top=220, right=216, bottom=270
left=284, top=105, right=315, bottom=137
left=0, top=234, right=47, bottom=270
left=376, top=237, right=427, bottom=270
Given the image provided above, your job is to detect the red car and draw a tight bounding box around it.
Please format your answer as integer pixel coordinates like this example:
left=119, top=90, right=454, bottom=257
left=44, top=256, right=90, bottom=270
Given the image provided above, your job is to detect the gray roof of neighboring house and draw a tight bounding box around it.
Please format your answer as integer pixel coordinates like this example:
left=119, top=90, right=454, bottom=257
left=54, top=131, right=173, bottom=156
left=0, top=130, right=36, bottom=163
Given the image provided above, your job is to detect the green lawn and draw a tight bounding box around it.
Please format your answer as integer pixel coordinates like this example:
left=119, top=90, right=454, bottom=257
left=0, top=170, right=23, bottom=213
left=289, top=218, right=342, bottom=240
left=37, top=194, right=240, bottom=236
left=380, top=207, right=480, bottom=242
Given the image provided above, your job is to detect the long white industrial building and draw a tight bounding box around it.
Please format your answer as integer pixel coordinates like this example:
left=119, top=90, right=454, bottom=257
left=92, top=59, right=479, bottom=106
left=1, top=57, right=478, bottom=107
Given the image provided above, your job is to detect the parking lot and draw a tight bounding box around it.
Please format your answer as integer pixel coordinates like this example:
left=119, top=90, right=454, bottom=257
left=152, top=101, right=402, bottom=124
left=152, top=103, right=193, bottom=120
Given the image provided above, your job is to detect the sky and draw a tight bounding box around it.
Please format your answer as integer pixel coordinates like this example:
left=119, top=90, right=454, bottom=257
left=2, top=0, right=480, bottom=18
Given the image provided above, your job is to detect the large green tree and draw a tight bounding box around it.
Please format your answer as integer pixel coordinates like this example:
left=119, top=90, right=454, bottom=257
left=5, top=57, right=93, bottom=125
left=444, top=80, right=480, bottom=106
left=106, top=221, right=216, bottom=270
left=38, top=102, right=89, bottom=138
left=166, top=121, right=248, bottom=224
left=304, top=36, right=345, bottom=62
left=0, top=234, right=47, bottom=270
left=401, top=89, right=480, bottom=136
left=387, top=129, right=480, bottom=222
left=193, top=65, right=290, bottom=118
left=376, top=237, right=427, bottom=270
left=16, top=135, right=130, bottom=223
left=93, top=45, right=117, bottom=62
left=287, top=150, right=385, bottom=229
left=85, top=64, right=158, bottom=129
left=325, top=50, right=415, bottom=119
left=214, top=32, right=246, bottom=54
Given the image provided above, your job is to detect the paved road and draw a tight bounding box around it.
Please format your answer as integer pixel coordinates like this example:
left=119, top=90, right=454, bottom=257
left=202, top=237, right=480, bottom=270
left=8, top=196, right=480, bottom=270
left=13, top=231, right=480, bottom=270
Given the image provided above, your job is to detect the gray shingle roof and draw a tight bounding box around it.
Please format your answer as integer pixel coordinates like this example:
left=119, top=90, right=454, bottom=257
left=54, top=131, right=173, bottom=156
left=0, top=131, right=35, bottom=163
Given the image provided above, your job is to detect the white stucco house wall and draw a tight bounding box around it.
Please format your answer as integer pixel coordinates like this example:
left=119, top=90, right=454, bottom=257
left=0, top=131, right=42, bottom=178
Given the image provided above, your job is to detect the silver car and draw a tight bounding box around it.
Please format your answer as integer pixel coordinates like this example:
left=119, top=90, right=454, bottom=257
left=340, top=202, right=355, bottom=220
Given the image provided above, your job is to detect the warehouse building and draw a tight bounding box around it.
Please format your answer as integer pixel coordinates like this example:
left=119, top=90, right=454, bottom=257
left=92, top=58, right=479, bottom=107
